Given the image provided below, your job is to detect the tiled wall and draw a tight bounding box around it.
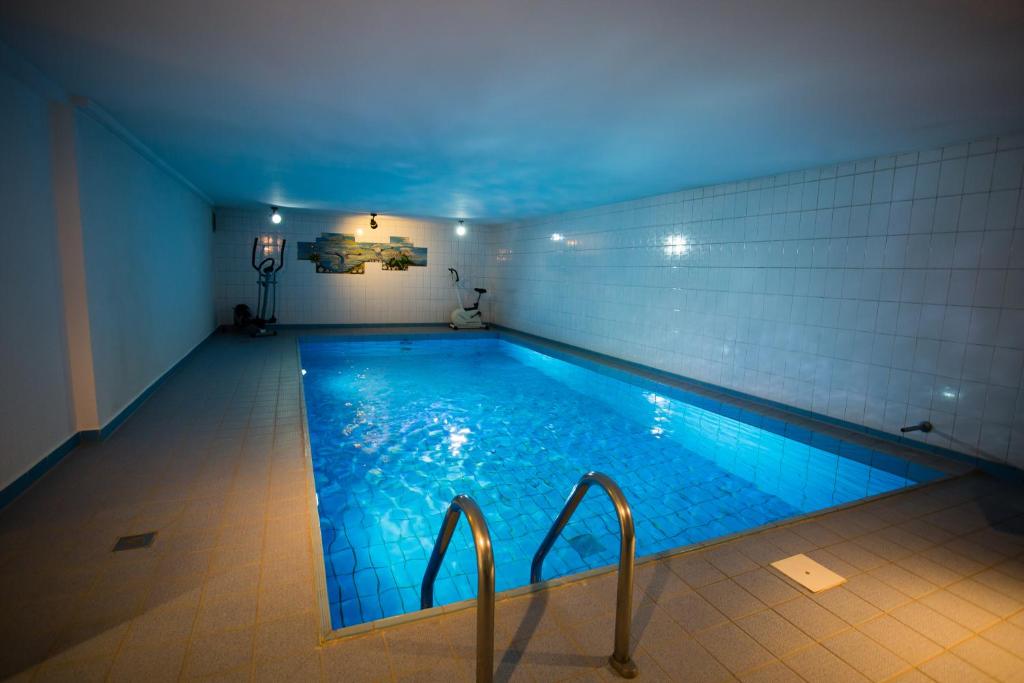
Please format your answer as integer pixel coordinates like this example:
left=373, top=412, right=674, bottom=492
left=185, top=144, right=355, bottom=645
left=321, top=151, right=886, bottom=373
left=214, top=209, right=488, bottom=326
left=485, top=133, right=1024, bottom=469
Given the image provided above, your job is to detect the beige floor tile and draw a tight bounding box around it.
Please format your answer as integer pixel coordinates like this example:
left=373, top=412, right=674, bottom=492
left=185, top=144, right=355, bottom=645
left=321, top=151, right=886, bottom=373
left=734, top=568, right=802, bottom=607
left=918, top=651, right=995, bottom=682
left=698, top=579, right=767, bottom=619
left=252, top=649, right=321, bottom=682
left=738, top=660, right=803, bottom=683
left=384, top=618, right=459, bottom=678
left=949, top=579, right=1023, bottom=618
left=736, top=608, right=814, bottom=658
left=667, top=555, right=727, bottom=589
left=919, top=590, right=1001, bottom=632
left=695, top=621, right=775, bottom=674
left=869, top=564, right=939, bottom=599
left=896, top=553, right=966, bottom=587
left=33, top=655, right=112, bottom=683
left=703, top=548, right=760, bottom=577
left=822, top=628, right=911, bottom=681
left=634, top=560, right=693, bottom=603
left=658, top=590, right=729, bottom=635
left=857, top=615, right=943, bottom=665
left=46, top=622, right=130, bottom=667
left=827, top=540, right=888, bottom=572
left=203, top=562, right=261, bottom=598
left=194, top=589, right=259, bottom=634
left=253, top=611, right=319, bottom=663
left=783, top=643, right=869, bottom=682
left=974, top=568, right=1024, bottom=603
left=320, top=633, right=392, bottom=682
left=980, top=621, right=1024, bottom=659
left=108, top=635, right=188, bottom=682
left=920, top=545, right=988, bottom=578
left=791, top=521, right=846, bottom=548
left=805, top=547, right=862, bottom=579
left=517, top=626, right=596, bottom=681
left=843, top=572, right=914, bottom=611
left=183, top=627, right=254, bottom=679
left=627, top=601, right=685, bottom=651
left=889, top=669, right=936, bottom=683
left=774, top=596, right=848, bottom=640
left=891, top=601, right=973, bottom=648
left=811, top=585, right=882, bottom=625
left=642, top=635, right=733, bottom=682
left=546, top=581, right=617, bottom=627
left=952, top=635, right=1024, bottom=681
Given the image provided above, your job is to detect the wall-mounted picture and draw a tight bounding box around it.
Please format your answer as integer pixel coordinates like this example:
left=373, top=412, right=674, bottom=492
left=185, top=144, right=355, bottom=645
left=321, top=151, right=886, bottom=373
left=296, top=233, right=428, bottom=274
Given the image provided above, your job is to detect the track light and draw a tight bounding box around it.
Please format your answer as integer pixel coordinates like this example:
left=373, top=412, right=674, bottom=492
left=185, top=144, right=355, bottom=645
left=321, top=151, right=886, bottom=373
left=369, top=213, right=378, bottom=230
left=270, top=206, right=282, bottom=224
left=455, top=220, right=467, bottom=237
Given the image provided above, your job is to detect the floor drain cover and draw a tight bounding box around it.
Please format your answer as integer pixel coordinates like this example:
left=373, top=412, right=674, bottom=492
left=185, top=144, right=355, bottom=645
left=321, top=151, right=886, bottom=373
left=113, top=532, right=157, bottom=552
left=771, top=553, right=845, bottom=592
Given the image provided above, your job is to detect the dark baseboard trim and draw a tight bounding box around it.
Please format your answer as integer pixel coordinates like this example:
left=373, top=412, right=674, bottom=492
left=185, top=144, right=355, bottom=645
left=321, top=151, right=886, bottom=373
left=0, top=328, right=217, bottom=510
left=0, top=433, right=80, bottom=511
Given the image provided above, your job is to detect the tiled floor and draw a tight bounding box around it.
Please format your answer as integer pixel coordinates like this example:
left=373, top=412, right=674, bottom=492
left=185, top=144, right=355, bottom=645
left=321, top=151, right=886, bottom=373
left=1, top=329, right=1022, bottom=682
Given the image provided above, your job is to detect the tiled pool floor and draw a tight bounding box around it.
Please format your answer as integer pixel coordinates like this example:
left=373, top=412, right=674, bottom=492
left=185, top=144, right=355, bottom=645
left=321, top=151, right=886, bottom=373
left=0, top=327, right=1022, bottom=682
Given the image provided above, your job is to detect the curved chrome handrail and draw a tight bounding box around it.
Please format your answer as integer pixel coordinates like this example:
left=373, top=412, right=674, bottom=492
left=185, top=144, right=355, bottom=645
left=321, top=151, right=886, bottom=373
left=421, top=495, right=495, bottom=683
left=531, top=471, right=638, bottom=679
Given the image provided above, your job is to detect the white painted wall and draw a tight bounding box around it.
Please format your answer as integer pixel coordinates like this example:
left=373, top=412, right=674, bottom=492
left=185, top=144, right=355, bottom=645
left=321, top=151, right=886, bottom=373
left=487, top=133, right=1024, bottom=469
left=74, top=111, right=214, bottom=426
left=213, top=209, right=487, bottom=326
left=0, top=67, right=75, bottom=490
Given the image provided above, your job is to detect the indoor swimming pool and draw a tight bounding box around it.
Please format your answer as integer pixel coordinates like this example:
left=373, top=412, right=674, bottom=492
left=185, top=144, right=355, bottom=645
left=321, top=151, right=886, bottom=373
left=299, top=335, right=942, bottom=629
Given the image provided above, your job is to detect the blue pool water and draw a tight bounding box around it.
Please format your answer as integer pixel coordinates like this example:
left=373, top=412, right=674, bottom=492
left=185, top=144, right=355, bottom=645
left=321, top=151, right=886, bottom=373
left=300, top=336, right=941, bottom=629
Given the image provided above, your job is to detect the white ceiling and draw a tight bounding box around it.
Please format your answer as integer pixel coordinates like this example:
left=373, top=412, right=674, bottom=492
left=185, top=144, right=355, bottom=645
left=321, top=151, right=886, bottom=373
left=2, top=0, right=1023, bottom=221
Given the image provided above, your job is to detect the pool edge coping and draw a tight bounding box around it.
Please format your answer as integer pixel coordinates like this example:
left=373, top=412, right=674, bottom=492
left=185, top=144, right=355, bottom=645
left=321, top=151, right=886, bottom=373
left=291, top=327, right=976, bottom=644
left=315, top=469, right=963, bottom=643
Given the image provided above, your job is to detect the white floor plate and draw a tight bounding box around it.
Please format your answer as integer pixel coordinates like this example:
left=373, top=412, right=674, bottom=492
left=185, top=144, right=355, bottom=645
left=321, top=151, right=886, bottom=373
left=771, top=553, right=846, bottom=592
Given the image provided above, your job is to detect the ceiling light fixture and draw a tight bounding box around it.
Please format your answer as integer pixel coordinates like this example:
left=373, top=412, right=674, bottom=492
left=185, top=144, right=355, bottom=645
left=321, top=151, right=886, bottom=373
left=270, top=206, right=282, bottom=224
left=455, top=220, right=467, bottom=237
left=369, top=213, right=378, bottom=230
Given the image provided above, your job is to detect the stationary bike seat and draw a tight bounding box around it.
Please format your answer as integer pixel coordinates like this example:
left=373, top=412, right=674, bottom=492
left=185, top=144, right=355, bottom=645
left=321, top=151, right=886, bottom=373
left=474, top=288, right=487, bottom=293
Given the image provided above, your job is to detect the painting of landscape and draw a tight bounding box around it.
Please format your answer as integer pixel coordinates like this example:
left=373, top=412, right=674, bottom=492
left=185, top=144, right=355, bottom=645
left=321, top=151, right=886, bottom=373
left=296, top=233, right=428, bottom=274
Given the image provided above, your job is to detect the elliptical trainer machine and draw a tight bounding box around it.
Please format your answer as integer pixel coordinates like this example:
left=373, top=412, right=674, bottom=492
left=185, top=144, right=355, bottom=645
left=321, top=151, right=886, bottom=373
left=246, top=236, right=286, bottom=338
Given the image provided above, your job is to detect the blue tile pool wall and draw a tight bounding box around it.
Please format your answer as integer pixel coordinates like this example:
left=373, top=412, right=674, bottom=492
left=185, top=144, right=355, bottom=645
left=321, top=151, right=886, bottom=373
left=501, top=341, right=942, bottom=511
left=300, top=337, right=940, bottom=629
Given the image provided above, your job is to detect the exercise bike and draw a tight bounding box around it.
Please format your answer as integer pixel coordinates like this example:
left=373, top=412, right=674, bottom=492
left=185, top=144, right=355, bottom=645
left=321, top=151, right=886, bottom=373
left=241, top=236, right=286, bottom=338
left=447, top=267, right=487, bottom=329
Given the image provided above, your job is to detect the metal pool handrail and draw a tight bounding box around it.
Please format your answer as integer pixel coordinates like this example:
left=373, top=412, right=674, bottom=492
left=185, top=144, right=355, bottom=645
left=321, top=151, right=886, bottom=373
left=530, top=471, right=638, bottom=679
left=421, top=494, right=495, bottom=683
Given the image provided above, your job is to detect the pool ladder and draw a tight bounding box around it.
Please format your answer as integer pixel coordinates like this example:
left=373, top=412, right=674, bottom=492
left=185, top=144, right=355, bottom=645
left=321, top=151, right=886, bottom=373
left=420, top=471, right=638, bottom=683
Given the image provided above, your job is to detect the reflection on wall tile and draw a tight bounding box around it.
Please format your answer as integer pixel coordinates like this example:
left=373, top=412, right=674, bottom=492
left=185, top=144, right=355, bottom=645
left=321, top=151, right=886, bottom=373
left=485, top=134, right=1024, bottom=469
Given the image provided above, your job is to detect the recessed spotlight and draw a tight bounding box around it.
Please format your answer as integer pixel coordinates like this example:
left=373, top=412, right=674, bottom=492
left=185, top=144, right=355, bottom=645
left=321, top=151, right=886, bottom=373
left=455, top=220, right=467, bottom=237
left=550, top=233, right=564, bottom=241
left=270, top=206, right=282, bottom=224
left=370, top=213, right=378, bottom=230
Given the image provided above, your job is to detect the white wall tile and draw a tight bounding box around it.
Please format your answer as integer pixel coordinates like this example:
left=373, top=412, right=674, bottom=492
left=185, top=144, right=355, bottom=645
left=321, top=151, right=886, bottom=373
left=486, top=133, right=1024, bottom=467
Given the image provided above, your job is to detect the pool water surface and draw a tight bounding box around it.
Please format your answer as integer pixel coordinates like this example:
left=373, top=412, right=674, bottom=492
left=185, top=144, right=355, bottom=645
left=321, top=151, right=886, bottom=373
left=299, top=336, right=940, bottom=629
